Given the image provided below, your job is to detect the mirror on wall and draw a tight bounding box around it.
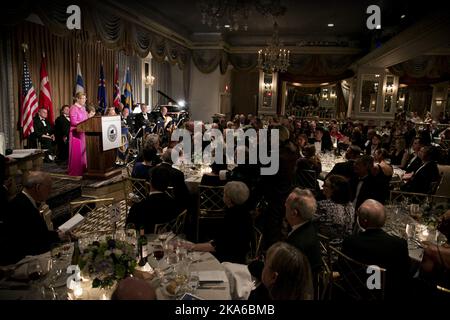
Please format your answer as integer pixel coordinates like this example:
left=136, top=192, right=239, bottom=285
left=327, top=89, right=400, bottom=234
left=262, top=73, right=273, bottom=108
left=284, top=83, right=336, bottom=118
left=360, top=79, right=379, bottom=112
left=384, top=75, right=395, bottom=113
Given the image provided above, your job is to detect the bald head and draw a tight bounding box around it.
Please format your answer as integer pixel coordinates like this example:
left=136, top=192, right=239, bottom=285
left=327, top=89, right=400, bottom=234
left=111, top=277, right=156, bottom=300
left=22, top=171, right=52, bottom=202
left=357, top=199, right=386, bottom=229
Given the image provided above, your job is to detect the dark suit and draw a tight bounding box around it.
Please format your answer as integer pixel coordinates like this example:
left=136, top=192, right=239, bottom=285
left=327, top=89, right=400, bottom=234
left=401, top=161, right=440, bottom=194
left=342, top=229, right=411, bottom=298
left=54, top=115, right=70, bottom=161
left=150, top=162, right=190, bottom=211
left=351, top=175, right=381, bottom=209
left=134, top=112, right=154, bottom=137
left=4, top=192, right=59, bottom=264
left=403, top=154, right=422, bottom=174
left=326, top=160, right=357, bottom=182
left=214, top=205, right=253, bottom=264
left=286, top=221, right=322, bottom=274
left=126, top=192, right=179, bottom=234
left=33, top=115, right=54, bottom=152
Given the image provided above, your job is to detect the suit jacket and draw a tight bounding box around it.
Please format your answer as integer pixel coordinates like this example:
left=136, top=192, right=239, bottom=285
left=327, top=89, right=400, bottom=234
left=286, top=221, right=322, bottom=274
left=214, top=205, right=253, bottom=264
left=326, top=159, right=356, bottom=181
left=403, top=154, right=422, bottom=174
left=342, top=229, right=411, bottom=298
left=54, top=115, right=70, bottom=143
left=401, top=161, right=440, bottom=194
left=134, top=112, right=154, bottom=136
left=4, top=192, right=59, bottom=264
left=33, top=115, right=54, bottom=149
left=351, top=174, right=382, bottom=209
left=126, top=192, right=179, bottom=234
left=150, top=162, right=190, bottom=210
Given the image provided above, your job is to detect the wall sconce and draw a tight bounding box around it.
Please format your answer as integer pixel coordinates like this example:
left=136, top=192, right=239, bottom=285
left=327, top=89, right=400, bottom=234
left=330, top=90, right=336, bottom=99
left=264, top=83, right=272, bottom=91
left=435, top=99, right=444, bottom=106
left=385, top=84, right=394, bottom=94
left=144, top=75, right=155, bottom=86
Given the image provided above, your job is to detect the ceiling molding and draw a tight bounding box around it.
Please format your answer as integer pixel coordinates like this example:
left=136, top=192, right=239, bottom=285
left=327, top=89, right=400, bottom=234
left=353, top=12, right=450, bottom=69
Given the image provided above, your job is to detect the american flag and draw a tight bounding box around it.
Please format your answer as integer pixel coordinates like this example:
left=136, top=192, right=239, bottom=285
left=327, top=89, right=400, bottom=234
left=39, top=53, right=54, bottom=126
left=113, top=64, right=120, bottom=107
left=20, top=59, right=39, bottom=138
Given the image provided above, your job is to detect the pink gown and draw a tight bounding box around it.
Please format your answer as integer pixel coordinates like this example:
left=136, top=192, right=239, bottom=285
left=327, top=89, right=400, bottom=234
left=68, top=104, right=88, bottom=176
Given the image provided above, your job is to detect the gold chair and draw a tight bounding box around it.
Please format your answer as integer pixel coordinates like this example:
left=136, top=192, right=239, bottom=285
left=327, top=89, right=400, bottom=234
left=293, top=169, right=317, bottom=192
left=329, top=245, right=386, bottom=301
left=122, top=177, right=151, bottom=218
left=196, top=185, right=226, bottom=242
left=69, top=198, right=125, bottom=237
left=153, top=209, right=188, bottom=235
left=247, top=226, right=263, bottom=263
left=315, top=233, right=333, bottom=300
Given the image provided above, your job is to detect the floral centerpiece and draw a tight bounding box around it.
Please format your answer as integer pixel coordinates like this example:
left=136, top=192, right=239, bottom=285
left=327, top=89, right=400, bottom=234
left=78, top=238, right=137, bottom=288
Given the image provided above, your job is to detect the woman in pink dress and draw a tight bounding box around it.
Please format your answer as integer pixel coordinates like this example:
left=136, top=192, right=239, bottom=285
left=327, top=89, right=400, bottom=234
left=68, top=92, right=88, bottom=176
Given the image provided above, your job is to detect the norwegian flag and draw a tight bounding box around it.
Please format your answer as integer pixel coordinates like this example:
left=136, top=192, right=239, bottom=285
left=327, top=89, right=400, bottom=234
left=97, top=64, right=106, bottom=113
left=20, top=58, right=39, bottom=138
left=113, top=63, right=120, bottom=107
left=39, top=53, right=54, bottom=126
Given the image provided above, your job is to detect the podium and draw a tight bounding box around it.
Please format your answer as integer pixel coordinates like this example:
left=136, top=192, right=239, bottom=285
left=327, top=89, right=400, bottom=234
left=77, top=116, right=122, bottom=179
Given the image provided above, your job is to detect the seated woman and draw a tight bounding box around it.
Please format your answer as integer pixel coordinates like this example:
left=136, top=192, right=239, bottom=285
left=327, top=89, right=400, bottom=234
left=315, top=175, right=354, bottom=245
left=389, top=137, right=408, bottom=166
left=190, top=181, right=253, bottom=264
left=261, top=242, right=313, bottom=300
left=132, top=146, right=157, bottom=180
left=372, top=148, right=393, bottom=204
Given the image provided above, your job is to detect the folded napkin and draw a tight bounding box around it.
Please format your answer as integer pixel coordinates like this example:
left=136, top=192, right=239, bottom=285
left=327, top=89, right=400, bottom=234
left=3, top=252, right=52, bottom=281
left=221, top=262, right=253, bottom=300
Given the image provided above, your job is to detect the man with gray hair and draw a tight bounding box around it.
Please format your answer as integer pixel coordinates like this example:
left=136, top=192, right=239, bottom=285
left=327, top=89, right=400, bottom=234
left=3, top=171, right=70, bottom=264
left=284, top=188, right=322, bottom=273
left=342, top=199, right=410, bottom=298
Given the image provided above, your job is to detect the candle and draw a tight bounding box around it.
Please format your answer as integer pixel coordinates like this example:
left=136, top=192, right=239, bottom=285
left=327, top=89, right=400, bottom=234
left=73, top=284, right=83, bottom=298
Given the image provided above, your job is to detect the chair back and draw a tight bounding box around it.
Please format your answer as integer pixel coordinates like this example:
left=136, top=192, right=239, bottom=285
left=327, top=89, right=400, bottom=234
left=315, top=233, right=333, bottom=300
left=154, top=209, right=188, bottom=235
left=122, top=177, right=151, bottom=217
left=247, top=226, right=263, bottom=263
left=197, top=185, right=226, bottom=241
left=69, top=198, right=126, bottom=236
left=329, top=245, right=386, bottom=301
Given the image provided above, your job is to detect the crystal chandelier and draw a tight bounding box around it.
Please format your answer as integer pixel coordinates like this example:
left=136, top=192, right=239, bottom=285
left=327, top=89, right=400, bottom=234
left=198, top=0, right=251, bottom=31
left=258, top=21, right=290, bottom=73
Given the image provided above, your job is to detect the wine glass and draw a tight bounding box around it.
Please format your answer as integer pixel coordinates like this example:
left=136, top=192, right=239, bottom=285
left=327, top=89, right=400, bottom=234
left=28, top=262, right=43, bottom=281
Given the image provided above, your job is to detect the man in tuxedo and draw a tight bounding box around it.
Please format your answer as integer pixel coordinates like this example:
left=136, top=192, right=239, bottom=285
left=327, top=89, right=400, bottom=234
left=326, top=145, right=361, bottom=182
left=352, top=155, right=380, bottom=209
left=2, top=171, right=70, bottom=264
left=284, top=188, right=322, bottom=274
left=401, top=146, right=441, bottom=194
left=149, top=148, right=190, bottom=212
left=126, top=166, right=179, bottom=234
left=134, top=104, right=153, bottom=138
left=33, top=108, right=56, bottom=161
left=402, top=137, right=426, bottom=173
left=54, top=105, right=70, bottom=162
left=342, top=199, right=411, bottom=298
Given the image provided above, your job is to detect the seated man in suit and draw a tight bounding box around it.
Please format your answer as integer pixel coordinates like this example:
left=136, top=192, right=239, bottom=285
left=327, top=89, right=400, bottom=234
left=284, top=188, right=322, bottom=274
left=2, top=171, right=70, bottom=264
left=126, top=166, right=179, bottom=234
left=326, top=145, right=361, bottom=182
left=342, top=199, right=411, bottom=299
left=149, top=148, right=190, bottom=211
left=33, top=108, right=56, bottom=161
left=352, top=155, right=381, bottom=210
left=401, top=146, right=441, bottom=194
left=402, top=137, right=426, bottom=173
left=134, top=104, right=153, bottom=138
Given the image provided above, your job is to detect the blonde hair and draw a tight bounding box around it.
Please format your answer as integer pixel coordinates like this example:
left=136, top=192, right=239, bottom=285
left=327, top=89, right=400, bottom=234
left=75, top=92, right=86, bottom=100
